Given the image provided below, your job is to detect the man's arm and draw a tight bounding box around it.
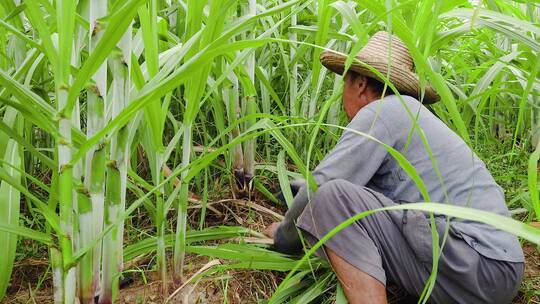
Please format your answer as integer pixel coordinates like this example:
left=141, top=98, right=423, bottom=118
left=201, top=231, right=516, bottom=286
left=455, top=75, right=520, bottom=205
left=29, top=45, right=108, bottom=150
left=273, top=182, right=311, bottom=254
left=271, top=104, right=395, bottom=253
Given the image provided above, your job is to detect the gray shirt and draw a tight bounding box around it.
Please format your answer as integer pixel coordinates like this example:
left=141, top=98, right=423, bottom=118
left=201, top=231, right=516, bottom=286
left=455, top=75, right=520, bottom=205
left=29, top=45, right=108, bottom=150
left=275, top=95, right=524, bottom=263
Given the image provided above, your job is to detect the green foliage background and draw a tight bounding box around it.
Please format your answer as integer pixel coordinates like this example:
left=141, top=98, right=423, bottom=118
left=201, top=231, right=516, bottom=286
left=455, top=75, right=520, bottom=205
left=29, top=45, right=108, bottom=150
left=0, top=0, right=538, bottom=303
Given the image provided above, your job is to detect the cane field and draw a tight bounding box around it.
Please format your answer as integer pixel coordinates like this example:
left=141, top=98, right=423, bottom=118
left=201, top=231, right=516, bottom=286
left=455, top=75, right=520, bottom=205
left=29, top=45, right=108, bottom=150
left=0, top=0, right=538, bottom=303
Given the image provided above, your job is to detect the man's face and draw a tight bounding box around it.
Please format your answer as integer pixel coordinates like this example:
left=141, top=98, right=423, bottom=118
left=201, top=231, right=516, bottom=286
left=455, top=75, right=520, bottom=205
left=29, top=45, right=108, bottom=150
left=342, top=73, right=364, bottom=121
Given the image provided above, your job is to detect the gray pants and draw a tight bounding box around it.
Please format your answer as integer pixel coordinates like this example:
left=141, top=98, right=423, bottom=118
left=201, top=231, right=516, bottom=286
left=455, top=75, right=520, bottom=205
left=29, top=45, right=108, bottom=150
left=296, top=179, right=524, bottom=304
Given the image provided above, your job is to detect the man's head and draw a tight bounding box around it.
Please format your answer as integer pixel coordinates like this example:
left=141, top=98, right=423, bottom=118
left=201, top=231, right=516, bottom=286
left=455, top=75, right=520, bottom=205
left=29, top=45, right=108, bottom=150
left=320, top=32, right=440, bottom=109
left=342, top=72, right=392, bottom=120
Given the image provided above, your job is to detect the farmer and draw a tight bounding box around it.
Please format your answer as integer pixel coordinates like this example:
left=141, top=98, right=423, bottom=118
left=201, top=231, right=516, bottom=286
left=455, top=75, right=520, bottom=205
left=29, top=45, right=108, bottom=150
left=264, top=31, right=524, bottom=304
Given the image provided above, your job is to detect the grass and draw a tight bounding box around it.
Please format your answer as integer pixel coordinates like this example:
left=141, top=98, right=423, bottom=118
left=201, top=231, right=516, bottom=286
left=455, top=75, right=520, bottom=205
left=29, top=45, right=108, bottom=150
left=2, top=145, right=540, bottom=303
left=0, top=0, right=539, bottom=303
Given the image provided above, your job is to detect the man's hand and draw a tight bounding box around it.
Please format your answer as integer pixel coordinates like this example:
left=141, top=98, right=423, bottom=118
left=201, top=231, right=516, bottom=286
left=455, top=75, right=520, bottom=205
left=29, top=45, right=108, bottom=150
left=264, top=222, right=281, bottom=240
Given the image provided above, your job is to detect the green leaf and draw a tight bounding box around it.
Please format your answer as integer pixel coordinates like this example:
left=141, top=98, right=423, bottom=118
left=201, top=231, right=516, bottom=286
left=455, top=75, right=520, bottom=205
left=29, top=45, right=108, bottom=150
left=0, top=137, right=21, bottom=298
left=0, top=223, right=51, bottom=245
left=335, top=282, right=348, bottom=304
left=0, top=18, right=42, bottom=51
left=528, top=139, right=540, bottom=220
left=0, top=69, right=56, bottom=119
left=138, top=1, right=164, bottom=151
left=277, top=150, right=294, bottom=207
left=65, top=0, right=146, bottom=114
left=0, top=165, right=61, bottom=233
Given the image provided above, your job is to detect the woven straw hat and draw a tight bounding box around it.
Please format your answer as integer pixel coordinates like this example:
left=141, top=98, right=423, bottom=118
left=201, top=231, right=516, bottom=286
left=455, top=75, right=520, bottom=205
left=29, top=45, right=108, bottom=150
left=320, top=31, right=440, bottom=104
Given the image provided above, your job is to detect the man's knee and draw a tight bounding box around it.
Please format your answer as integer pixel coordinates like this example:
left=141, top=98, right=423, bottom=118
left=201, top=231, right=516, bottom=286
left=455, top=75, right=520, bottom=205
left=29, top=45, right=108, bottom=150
left=311, top=179, right=376, bottom=214
left=315, top=179, right=354, bottom=198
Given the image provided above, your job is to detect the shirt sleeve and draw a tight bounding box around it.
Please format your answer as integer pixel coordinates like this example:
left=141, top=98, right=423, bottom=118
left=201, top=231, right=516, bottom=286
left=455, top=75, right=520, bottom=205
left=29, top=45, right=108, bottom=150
left=273, top=182, right=311, bottom=254
left=313, top=106, right=394, bottom=186
left=273, top=105, right=394, bottom=254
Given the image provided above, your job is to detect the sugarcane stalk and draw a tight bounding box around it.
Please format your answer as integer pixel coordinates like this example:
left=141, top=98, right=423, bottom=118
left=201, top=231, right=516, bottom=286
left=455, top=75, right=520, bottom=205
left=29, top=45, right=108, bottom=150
left=325, top=74, right=342, bottom=145
left=173, top=123, right=192, bottom=283
left=51, top=247, right=64, bottom=303
left=58, top=93, right=76, bottom=304
left=242, top=0, right=257, bottom=193
left=173, top=0, right=218, bottom=282
left=76, top=187, right=93, bottom=303
left=71, top=4, right=88, bottom=301
left=84, top=0, right=108, bottom=299
left=101, top=160, right=123, bottom=304
left=290, top=10, right=298, bottom=117
left=57, top=22, right=76, bottom=304
left=225, top=72, right=245, bottom=194
left=242, top=96, right=257, bottom=191
left=55, top=0, right=77, bottom=300
left=138, top=0, right=169, bottom=292
left=100, top=24, right=132, bottom=304
left=155, top=104, right=168, bottom=289
left=154, top=152, right=168, bottom=291
left=532, top=95, right=540, bottom=148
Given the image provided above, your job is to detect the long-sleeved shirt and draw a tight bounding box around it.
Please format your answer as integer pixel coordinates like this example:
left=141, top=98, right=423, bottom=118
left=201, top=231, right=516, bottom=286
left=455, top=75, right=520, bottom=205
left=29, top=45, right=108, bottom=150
left=274, top=95, right=524, bottom=263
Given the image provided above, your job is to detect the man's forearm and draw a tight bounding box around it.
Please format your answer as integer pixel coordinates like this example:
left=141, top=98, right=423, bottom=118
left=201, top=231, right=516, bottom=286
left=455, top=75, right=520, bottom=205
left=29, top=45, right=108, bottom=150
left=274, top=183, right=311, bottom=254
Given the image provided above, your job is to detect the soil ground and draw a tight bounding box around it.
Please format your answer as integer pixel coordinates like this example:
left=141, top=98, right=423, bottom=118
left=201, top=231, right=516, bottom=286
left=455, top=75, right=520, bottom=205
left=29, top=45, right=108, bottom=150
left=2, top=196, right=539, bottom=304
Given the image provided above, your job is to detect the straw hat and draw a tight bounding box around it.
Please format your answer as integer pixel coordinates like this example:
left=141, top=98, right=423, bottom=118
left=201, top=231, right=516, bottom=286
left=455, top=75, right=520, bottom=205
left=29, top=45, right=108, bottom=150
left=320, top=31, right=440, bottom=104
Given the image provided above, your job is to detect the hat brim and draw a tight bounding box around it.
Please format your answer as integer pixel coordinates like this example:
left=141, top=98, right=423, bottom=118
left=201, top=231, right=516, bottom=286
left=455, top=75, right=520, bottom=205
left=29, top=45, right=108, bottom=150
left=320, top=51, right=440, bottom=104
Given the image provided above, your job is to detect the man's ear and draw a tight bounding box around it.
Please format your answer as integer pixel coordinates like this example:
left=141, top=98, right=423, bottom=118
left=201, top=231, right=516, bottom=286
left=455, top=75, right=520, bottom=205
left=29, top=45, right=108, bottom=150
left=356, top=75, right=368, bottom=97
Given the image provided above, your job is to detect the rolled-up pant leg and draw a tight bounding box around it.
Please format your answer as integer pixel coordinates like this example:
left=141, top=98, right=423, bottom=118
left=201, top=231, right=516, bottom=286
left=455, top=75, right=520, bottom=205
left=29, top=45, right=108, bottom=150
left=296, top=179, right=433, bottom=292
left=295, top=179, right=523, bottom=304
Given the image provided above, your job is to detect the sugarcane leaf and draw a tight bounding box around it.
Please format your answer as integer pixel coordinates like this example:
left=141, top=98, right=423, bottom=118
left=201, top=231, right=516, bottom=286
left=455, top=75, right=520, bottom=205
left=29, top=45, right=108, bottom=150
left=262, top=120, right=317, bottom=188
left=330, top=1, right=364, bottom=38
left=0, top=0, right=23, bottom=29
left=72, top=38, right=275, bottom=163
left=65, top=0, right=146, bottom=114
left=512, top=54, right=540, bottom=150
left=528, top=139, right=540, bottom=220
left=121, top=226, right=254, bottom=262
left=55, top=0, right=77, bottom=85
left=270, top=270, right=314, bottom=303
left=0, top=119, right=55, bottom=169
left=439, top=0, right=467, bottom=13
left=335, top=282, right=348, bottom=304
left=289, top=272, right=333, bottom=304
left=0, top=165, right=61, bottom=233
left=0, top=159, right=50, bottom=193
left=138, top=2, right=164, bottom=151
left=0, top=138, right=21, bottom=298
left=0, top=96, right=56, bottom=137
left=255, top=66, right=287, bottom=115
left=0, top=223, right=52, bottom=245
left=0, top=18, right=42, bottom=51
left=73, top=0, right=308, bottom=161
left=443, top=8, right=540, bottom=36
left=462, top=51, right=521, bottom=125
left=0, top=69, right=56, bottom=118
left=277, top=150, right=294, bottom=207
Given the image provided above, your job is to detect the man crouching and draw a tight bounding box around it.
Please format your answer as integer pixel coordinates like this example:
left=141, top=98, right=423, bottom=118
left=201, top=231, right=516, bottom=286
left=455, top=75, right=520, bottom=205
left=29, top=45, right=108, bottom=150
left=264, top=31, right=524, bottom=304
